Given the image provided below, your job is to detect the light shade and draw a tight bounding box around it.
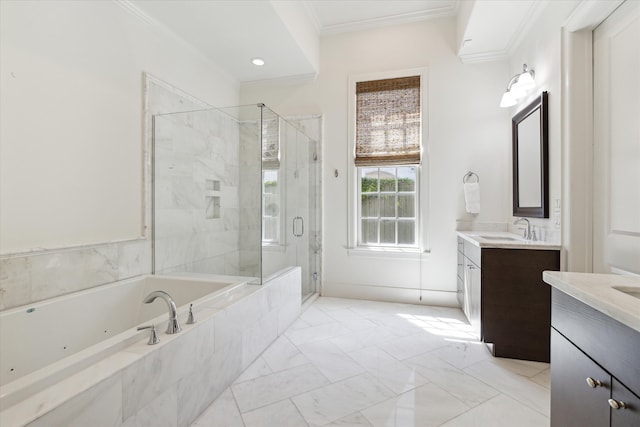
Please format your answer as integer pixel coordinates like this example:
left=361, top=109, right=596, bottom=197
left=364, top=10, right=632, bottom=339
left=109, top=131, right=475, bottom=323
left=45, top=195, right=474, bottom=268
left=499, top=64, right=536, bottom=108
left=513, top=71, right=535, bottom=91
left=251, top=57, right=265, bottom=66
left=500, top=91, right=517, bottom=108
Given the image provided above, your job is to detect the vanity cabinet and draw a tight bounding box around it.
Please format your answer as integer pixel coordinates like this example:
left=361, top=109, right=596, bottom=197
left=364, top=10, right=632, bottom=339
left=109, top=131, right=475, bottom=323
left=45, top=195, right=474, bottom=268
left=457, top=237, right=559, bottom=362
left=551, top=288, right=640, bottom=426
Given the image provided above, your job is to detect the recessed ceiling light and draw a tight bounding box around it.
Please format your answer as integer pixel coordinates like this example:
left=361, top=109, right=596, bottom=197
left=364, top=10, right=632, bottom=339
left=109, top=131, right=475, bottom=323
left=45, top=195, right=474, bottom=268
left=251, top=57, right=265, bottom=66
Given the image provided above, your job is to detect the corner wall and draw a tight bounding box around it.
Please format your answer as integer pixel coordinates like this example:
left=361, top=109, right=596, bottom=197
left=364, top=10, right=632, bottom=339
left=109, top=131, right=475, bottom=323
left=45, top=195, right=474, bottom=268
left=241, top=17, right=511, bottom=305
left=0, top=1, right=239, bottom=310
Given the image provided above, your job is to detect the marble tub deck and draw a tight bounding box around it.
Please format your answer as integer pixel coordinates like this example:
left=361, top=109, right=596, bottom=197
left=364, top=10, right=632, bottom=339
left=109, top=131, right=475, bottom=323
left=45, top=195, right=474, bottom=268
left=191, top=297, right=551, bottom=427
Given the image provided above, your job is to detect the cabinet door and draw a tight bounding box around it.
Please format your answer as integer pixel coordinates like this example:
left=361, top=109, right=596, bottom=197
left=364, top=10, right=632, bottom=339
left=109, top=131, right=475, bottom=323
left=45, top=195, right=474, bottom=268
left=551, top=329, right=610, bottom=427
left=611, top=378, right=640, bottom=426
left=466, top=261, right=481, bottom=339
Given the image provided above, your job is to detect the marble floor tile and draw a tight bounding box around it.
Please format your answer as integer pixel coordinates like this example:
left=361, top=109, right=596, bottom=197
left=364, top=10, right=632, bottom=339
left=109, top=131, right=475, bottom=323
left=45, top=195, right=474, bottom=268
left=530, top=368, right=551, bottom=389
left=439, top=394, right=549, bottom=427
left=232, top=363, right=329, bottom=413
left=298, top=306, right=337, bottom=326
left=330, top=327, right=402, bottom=354
left=190, top=297, right=552, bottom=427
left=360, top=382, right=470, bottom=427
left=404, top=352, right=499, bottom=408
left=233, top=356, right=272, bottom=384
left=292, top=373, right=395, bottom=426
left=297, top=339, right=366, bottom=382
left=324, top=412, right=374, bottom=426
left=463, top=358, right=550, bottom=416
left=285, top=321, right=352, bottom=346
left=242, top=399, right=309, bottom=427
left=428, top=341, right=492, bottom=370
left=190, top=388, right=244, bottom=427
left=487, top=357, right=550, bottom=378
left=325, top=308, right=378, bottom=331
left=262, top=335, right=310, bottom=373
left=348, top=347, right=430, bottom=394
left=377, top=332, right=448, bottom=361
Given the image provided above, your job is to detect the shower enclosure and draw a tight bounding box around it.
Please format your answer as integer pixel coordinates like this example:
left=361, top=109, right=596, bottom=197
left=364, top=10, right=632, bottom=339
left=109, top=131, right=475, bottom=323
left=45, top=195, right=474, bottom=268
left=152, top=104, right=321, bottom=301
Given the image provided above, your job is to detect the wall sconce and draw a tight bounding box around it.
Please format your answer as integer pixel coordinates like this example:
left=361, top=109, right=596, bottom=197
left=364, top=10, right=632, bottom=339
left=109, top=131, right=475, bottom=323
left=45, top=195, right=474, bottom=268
left=500, top=64, right=536, bottom=108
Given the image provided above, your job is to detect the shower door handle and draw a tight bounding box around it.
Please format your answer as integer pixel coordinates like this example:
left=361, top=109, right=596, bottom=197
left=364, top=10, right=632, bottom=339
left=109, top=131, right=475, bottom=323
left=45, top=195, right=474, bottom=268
left=293, top=217, right=304, bottom=237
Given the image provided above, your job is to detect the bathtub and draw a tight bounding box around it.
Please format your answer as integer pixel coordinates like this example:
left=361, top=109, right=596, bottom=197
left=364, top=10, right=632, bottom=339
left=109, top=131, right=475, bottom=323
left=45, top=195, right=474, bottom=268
left=0, top=274, right=248, bottom=412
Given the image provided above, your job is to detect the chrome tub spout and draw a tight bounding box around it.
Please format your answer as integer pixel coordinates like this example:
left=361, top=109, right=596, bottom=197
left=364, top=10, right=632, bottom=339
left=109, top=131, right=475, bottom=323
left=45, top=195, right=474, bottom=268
left=143, top=290, right=182, bottom=334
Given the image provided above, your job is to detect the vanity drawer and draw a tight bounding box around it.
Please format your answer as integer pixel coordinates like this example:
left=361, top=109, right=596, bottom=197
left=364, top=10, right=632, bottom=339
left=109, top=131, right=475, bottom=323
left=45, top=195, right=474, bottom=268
left=552, top=288, right=640, bottom=396
left=457, top=250, right=464, bottom=279
left=463, top=240, right=481, bottom=267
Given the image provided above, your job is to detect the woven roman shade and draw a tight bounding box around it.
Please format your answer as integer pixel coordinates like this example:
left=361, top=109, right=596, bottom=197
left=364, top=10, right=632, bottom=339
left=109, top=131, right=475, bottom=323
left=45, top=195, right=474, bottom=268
left=355, top=76, right=421, bottom=166
left=262, top=117, right=280, bottom=169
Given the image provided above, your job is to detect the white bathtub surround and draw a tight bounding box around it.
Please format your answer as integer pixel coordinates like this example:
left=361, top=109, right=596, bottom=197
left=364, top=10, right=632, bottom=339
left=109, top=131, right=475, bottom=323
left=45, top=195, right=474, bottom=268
left=0, top=239, right=151, bottom=311
left=192, top=296, right=551, bottom=426
left=0, top=267, right=301, bottom=427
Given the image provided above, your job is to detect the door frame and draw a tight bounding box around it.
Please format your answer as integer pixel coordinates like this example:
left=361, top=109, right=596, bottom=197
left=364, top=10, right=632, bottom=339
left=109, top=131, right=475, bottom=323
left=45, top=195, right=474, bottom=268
left=560, top=0, right=624, bottom=273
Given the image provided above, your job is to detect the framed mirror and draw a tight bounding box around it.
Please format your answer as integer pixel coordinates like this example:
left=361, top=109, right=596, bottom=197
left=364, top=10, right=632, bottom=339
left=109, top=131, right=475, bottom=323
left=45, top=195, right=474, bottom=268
left=512, top=91, right=549, bottom=218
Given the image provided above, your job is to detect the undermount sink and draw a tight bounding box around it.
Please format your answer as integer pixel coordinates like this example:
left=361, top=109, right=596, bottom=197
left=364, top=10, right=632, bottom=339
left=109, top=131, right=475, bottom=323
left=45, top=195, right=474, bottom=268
left=613, top=286, right=640, bottom=300
left=478, top=235, right=520, bottom=241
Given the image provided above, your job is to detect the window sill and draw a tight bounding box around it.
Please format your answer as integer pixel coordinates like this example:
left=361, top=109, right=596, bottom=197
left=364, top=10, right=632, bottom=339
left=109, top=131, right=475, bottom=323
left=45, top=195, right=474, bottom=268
left=347, top=246, right=429, bottom=259
left=262, top=243, right=286, bottom=253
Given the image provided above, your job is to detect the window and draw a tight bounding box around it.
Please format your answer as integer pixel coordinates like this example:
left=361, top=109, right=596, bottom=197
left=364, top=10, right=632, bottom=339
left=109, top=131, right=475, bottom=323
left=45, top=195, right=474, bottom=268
left=262, top=116, right=281, bottom=244
left=262, top=170, right=280, bottom=243
left=359, top=166, right=417, bottom=246
left=353, top=74, right=423, bottom=248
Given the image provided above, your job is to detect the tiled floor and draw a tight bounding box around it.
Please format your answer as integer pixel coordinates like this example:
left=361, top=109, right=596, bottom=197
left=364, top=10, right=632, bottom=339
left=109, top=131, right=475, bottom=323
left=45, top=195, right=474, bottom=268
left=190, top=297, right=551, bottom=426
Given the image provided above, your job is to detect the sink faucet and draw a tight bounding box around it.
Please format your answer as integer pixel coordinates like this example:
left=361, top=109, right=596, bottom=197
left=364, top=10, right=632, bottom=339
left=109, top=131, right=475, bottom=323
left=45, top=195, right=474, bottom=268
left=514, top=217, right=531, bottom=240
left=143, top=290, right=182, bottom=334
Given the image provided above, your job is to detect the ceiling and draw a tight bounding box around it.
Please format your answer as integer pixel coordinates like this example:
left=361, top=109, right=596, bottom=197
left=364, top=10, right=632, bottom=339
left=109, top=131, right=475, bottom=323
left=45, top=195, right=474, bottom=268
left=127, top=0, right=542, bottom=83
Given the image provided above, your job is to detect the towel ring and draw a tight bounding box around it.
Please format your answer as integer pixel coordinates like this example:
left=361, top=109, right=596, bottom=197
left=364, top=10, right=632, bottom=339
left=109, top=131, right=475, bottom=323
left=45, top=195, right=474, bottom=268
left=463, top=171, right=479, bottom=184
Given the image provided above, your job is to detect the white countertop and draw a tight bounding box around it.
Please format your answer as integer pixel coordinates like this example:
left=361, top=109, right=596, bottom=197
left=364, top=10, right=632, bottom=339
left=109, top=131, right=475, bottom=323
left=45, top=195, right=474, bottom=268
left=543, top=271, right=640, bottom=333
left=457, top=231, right=561, bottom=250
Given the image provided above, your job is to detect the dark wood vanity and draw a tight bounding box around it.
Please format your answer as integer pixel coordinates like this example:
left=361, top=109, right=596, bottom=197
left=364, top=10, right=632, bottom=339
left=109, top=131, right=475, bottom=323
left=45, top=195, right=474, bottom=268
left=544, top=272, right=640, bottom=426
left=457, top=233, right=559, bottom=362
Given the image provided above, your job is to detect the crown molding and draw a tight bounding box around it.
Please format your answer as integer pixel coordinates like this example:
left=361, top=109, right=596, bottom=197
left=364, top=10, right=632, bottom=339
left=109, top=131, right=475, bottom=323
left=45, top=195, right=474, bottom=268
left=240, top=72, right=318, bottom=88
left=458, top=49, right=509, bottom=65
left=300, top=0, right=322, bottom=34
left=318, top=5, right=457, bottom=36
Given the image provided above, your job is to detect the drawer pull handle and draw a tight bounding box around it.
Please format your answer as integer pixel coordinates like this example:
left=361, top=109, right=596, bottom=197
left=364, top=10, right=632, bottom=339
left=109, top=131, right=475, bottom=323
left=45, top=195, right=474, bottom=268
left=586, top=377, right=602, bottom=388
left=608, top=399, right=627, bottom=410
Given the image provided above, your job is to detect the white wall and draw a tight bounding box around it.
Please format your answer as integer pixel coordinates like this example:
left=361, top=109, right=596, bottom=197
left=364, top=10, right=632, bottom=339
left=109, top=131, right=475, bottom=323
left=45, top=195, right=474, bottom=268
left=505, top=1, right=579, bottom=243
left=241, top=17, right=511, bottom=305
left=0, top=0, right=239, bottom=254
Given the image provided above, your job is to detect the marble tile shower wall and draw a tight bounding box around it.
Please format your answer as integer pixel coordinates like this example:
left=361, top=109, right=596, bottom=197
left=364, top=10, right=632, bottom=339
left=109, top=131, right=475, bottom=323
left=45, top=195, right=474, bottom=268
left=238, top=121, right=262, bottom=278
left=0, top=78, right=200, bottom=311
left=153, top=108, right=244, bottom=276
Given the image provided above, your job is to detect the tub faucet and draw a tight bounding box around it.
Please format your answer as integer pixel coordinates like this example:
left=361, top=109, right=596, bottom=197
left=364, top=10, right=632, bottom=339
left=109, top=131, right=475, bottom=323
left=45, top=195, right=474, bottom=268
left=514, top=217, right=531, bottom=240
left=143, top=290, right=182, bottom=334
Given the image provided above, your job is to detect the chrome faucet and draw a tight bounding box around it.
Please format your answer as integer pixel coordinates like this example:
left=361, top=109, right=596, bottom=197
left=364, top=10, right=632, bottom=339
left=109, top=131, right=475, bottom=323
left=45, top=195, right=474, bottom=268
left=514, top=217, right=531, bottom=240
left=143, top=290, right=182, bottom=334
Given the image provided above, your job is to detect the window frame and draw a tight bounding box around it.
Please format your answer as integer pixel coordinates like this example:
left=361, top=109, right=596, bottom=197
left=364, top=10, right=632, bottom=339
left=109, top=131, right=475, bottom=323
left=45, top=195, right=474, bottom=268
left=357, top=166, right=419, bottom=248
left=347, top=68, right=429, bottom=253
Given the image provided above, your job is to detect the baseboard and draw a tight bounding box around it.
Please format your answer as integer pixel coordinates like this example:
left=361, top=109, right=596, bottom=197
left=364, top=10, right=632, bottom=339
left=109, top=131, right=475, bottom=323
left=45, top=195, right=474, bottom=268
left=321, top=282, right=459, bottom=308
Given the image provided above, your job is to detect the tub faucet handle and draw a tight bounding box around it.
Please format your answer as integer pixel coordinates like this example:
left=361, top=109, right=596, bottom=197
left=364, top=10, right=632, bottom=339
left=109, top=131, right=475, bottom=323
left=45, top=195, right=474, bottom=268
left=187, top=304, right=196, bottom=324
left=137, top=324, right=160, bottom=345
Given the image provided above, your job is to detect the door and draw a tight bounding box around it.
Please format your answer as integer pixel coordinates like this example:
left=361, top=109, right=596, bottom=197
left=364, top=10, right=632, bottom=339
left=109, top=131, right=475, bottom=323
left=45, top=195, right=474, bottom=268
left=593, top=0, right=640, bottom=275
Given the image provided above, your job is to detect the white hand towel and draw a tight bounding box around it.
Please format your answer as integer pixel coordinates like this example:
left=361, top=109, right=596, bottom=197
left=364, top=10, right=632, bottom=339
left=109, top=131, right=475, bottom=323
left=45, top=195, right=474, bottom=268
left=464, top=182, right=480, bottom=214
